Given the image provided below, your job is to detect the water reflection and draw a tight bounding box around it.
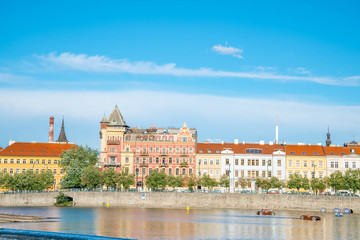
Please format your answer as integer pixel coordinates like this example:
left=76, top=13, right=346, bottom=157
left=0, top=207, right=359, bottom=239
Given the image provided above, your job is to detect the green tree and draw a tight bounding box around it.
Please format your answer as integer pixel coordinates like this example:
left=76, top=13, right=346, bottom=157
left=255, top=178, right=271, bottom=192
left=219, top=174, right=230, bottom=189
left=237, top=178, right=247, bottom=189
left=187, top=174, right=198, bottom=192
left=200, top=174, right=218, bottom=190
left=146, top=170, right=167, bottom=190
left=329, top=170, right=347, bottom=192
left=270, top=177, right=283, bottom=189
left=344, top=169, right=360, bottom=193
left=287, top=173, right=302, bottom=192
left=302, top=176, right=310, bottom=190
left=100, top=168, right=118, bottom=189
left=167, top=175, right=183, bottom=189
left=59, top=145, right=99, bottom=189
left=117, top=169, right=135, bottom=190
left=38, top=170, right=55, bottom=190
left=81, top=166, right=101, bottom=189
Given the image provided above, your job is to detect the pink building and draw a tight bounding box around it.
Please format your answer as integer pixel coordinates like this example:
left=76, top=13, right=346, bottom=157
left=100, top=105, right=197, bottom=188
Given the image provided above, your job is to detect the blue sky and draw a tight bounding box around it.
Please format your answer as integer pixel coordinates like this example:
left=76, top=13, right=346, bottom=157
left=0, top=1, right=360, bottom=150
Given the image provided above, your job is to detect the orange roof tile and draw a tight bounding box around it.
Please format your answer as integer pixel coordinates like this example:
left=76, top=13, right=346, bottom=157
left=286, top=145, right=325, bottom=156
left=323, top=146, right=360, bottom=156
left=197, top=143, right=285, bottom=154
left=0, top=142, right=76, bottom=157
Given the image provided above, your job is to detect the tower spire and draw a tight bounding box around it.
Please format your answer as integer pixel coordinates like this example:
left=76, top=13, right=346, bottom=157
left=326, top=125, right=331, bottom=147
left=56, top=116, right=69, bottom=143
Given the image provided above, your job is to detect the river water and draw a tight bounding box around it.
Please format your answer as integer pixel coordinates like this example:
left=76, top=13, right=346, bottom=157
left=0, top=207, right=359, bottom=239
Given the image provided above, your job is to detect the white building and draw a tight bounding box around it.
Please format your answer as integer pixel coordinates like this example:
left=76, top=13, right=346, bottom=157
left=220, top=141, right=286, bottom=193
left=324, top=146, right=360, bottom=176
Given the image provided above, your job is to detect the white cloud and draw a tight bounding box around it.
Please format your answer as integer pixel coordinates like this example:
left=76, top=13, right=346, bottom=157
left=35, top=52, right=360, bottom=86
left=212, top=44, right=243, bottom=59
left=0, top=72, right=31, bottom=83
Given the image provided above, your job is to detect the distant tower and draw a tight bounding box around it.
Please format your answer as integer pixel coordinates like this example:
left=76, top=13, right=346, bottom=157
left=49, top=116, right=54, bottom=142
left=326, top=126, right=331, bottom=147
left=56, top=117, right=69, bottom=143
left=275, top=115, right=279, bottom=144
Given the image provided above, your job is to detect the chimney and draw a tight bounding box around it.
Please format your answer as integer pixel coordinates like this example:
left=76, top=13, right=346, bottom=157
left=259, top=140, right=265, bottom=145
left=234, top=139, right=239, bottom=144
left=269, top=141, right=273, bottom=145
left=49, top=116, right=54, bottom=142
left=9, top=140, right=15, bottom=146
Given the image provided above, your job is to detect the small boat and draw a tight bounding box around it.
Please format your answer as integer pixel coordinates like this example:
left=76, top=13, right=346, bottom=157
left=342, top=208, right=353, bottom=214
left=257, top=210, right=275, bottom=215
left=300, top=215, right=321, bottom=221
left=335, top=213, right=343, bottom=217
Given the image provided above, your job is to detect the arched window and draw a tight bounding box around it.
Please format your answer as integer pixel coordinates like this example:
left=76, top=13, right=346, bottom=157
left=143, top=136, right=147, bottom=141
left=189, top=168, right=192, bottom=175
left=176, top=147, right=180, bottom=153
left=162, top=136, right=167, bottom=141
left=149, top=136, right=154, bottom=141
left=136, top=136, right=141, bottom=141
left=182, top=147, right=186, bottom=154
left=169, top=168, right=172, bottom=175
left=189, top=147, right=193, bottom=153
left=162, top=147, right=166, bottom=154
left=149, top=147, right=153, bottom=152
left=182, top=168, right=186, bottom=175
left=156, top=147, right=160, bottom=153
left=156, top=136, right=160, bottom=141
left=143, top=147, right=146, bottom=153
left=169, top=147, right=173, bottom=153
left=169, top=136, right=173, bottom=141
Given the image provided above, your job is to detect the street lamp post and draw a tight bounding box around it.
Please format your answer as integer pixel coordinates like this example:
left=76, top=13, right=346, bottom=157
left=136, top=166, right=139, bottom=191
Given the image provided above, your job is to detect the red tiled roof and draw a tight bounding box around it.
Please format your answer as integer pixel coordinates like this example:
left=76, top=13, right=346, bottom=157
left=286, top=145, right=325, bottom=156
left=323, top=146, right=360, bottom=156
left=197, top=143, right=285, bottom=154
left=0, top=142, right=76, bottom=157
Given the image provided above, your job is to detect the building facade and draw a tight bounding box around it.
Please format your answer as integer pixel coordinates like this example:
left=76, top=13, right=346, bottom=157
left=285, top=144, right=326, bottom=180
left=196, top=143, right=222, bottom=180
left=100, top=105, right=197, bottom=188
left=220, top=142, right=286, bottom=192
left=324, top=146, right=360, bottom=176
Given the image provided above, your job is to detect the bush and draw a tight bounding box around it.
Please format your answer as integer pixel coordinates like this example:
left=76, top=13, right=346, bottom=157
left=54, top=192, right=73, bottom=207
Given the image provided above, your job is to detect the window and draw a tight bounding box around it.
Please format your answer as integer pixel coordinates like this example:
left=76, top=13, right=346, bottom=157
left=262, top=171, right=266, bottom=178
left=16, top=159, right=20, bottom=164
left=256, top=159, right=259, bottom=166
left=277, top=160, right=281, bottom=167
left=54, top=169, right=57, bottom=174
left=241, top=170, right=244, bottom=177
left=169, top=157, right=172, bottom=163
left=296, top=161, right=300, bottom=167
left=156, top=147, right=159, bottom=153
left=216, top=159, right=220, bottom=165
left=335, top=162, right=339, bottom=168
left=319, top=172, right=323, bottom=179
left=4, top=159, right=7, bottom=164
left=216, top=169, right=220, bottom=177
left=235, top=170, right=239, bottom=177
left=42, top=160, right=45, bottom=164
left=189, top=158, right=192, bottom=163
left=304, top=172, right=307, bottom=178
left=226, top=170, right=230, bottom=176
left=176, top=147, right=180, bottom=153
left=16, top=168, right=20, bottom=173
left=268, top=160, right=272, bottom=166
left=182, top=168, right=186, bottom=175
left=345, top=162, right=349, bottom=168
left=125, top=157, right=129, bottom=163
left=235, top=159, right=239, bottom=165
left=268, top=171, right=272, bottom=178
left=210, top=159, right=214, bottom=165
left=142, top=168, right=146, bottom=175
left=207, top=150, right=211, bottom=153
left=226, top=159, right=229, bottom=165
left=48, top=160, right=51, bottom=164
left=60, top=169, right=64, bottom=174
left=182, top=147, right=187, bottom=154
left=169, top=168, right=172, bottom=175
left=149, top=168, right=152, bottom=173
left=277, top=171, right=281, bottom=178
left=198, top=159, right=202, bottom=165
left=10, top=159, right=14, bottom=164
left=162, top=147, right=166, bottom=154
left=176, top=158, right=180, bottom=163
left=248, top=159, right=251, bottom=166
left=10, top=168, right=14, bottom=174
left=311, top=161, right=315, bottom=167
left=149, top=147, right=153, bottom=152
left=204, top=159, right=208, bottom=165
left=353, top=162, right=356, bottom=169
left=3, top=168, right=7, bottom=173
left=149, top=157, right=152, bottom=163
left=23, top=159, right=26, bottom=164
left=189, top=148, right=193, bottom=153
left=169, top=147, right=173, bottom=153
left=252, top=159, right=255, bottom=166
left=176, top=168, right=179, bottom=175
left=262, top=160, right=266, bottom=166
left=312, top=172, right=315, bottom=179
left=246, top=149, right=262, bottom=154
left=330, top=161, right=334, bottom=168
left=289, top=171, right=292, bottom=178
left=319, top=161, right=323, bottom=168
left=303, top=161, right=308, bottom=167
left=156, top=157, right=159, bottom=163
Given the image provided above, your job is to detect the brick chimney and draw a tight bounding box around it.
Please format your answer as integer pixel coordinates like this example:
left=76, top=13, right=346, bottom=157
left=49, top=116, right=54, bottom=142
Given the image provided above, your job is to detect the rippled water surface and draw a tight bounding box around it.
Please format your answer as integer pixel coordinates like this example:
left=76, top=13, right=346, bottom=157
left=0, top=207, right=359, bottom=239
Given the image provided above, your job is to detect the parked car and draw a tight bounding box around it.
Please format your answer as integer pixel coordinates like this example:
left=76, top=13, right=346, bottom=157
left=268, top=190, right=279, bottom=194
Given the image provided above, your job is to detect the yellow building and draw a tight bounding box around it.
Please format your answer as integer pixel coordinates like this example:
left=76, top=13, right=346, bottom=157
left=0, top=141, right=74, bottom=190
left=286, top=144, right=326, bottom=180
left=196, top=143, right=222, bottom=180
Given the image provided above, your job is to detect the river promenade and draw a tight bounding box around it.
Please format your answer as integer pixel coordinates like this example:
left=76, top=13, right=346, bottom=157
left=1, top=192, right=360, bottom=212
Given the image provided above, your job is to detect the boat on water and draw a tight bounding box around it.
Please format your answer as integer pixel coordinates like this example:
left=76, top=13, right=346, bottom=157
left=257, top=209, right=275, bottom=215
left=335, top=213, right=343, bottom=217
left=300, top=215, right=321, bottom=221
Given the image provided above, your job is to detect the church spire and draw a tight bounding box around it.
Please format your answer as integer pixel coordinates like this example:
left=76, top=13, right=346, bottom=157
left=326, top=125, right=331, bottom=147
left=56, top=116, right=69, bottom=143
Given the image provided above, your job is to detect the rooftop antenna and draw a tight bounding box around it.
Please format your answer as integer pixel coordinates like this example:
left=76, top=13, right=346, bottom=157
left=275, top=114, right=279, bottom=144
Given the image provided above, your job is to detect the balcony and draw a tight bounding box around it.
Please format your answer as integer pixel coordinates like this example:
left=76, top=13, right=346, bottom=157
left=107, top=140, right=120, bottom=145
left=140, top=152, right=149, bottom=156
left=140, top=163, right=149, bottom=167
left=180, top=162, right=188, bottom=168
left=180, top=154, right=188, bottom=157
left=159, top=153, right=168, bottom=157
left=159, top=163, right=168, bottom=168
left=104, top=162, right=121, bottom=168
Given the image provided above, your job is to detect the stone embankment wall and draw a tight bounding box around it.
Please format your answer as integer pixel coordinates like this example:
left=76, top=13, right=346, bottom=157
left=1, top=192, right=359, bottom=212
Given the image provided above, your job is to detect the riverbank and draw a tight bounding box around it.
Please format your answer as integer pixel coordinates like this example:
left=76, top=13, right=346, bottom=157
left=0, top=192, right=359, bottom=212
left=0, top=213, right=55, bottom=223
